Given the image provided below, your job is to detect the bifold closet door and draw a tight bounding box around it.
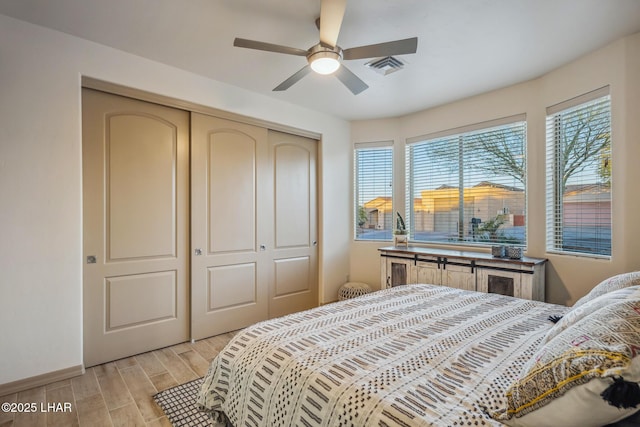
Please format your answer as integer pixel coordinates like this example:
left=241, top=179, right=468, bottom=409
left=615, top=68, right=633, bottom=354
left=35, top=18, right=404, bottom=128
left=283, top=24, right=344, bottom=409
left=82, top=89, right=190, bottom=367
left=190, top=113, right=270, bottom=340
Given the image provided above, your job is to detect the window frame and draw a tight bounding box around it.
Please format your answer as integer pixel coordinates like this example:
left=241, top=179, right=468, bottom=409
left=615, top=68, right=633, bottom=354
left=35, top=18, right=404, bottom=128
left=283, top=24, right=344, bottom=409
left=353, top=141, right=394, bottom=241
left=405, top=114, right=527, bottom=248
left=545, top=86, right=612, bottom=259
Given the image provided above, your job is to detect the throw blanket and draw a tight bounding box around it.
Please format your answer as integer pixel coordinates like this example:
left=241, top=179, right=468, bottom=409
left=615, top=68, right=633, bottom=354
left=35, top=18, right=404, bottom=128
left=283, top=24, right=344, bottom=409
left=198, top=284, right=568, bottom=426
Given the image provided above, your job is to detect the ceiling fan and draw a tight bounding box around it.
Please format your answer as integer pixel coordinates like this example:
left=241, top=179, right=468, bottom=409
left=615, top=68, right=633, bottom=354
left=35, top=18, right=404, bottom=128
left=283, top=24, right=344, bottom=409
left=233, top=0, right=418, bottom=95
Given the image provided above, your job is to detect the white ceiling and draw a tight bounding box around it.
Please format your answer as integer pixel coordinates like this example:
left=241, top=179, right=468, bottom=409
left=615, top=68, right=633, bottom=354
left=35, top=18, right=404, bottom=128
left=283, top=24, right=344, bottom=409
left=1, top=0, right=640, bottom=120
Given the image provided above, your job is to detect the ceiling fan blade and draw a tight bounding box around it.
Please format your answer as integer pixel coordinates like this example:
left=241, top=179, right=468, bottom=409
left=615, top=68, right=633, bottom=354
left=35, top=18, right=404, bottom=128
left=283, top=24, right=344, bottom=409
left=334, top=64, right=368, bottom=95
left=273, top=65, right=312, bottom=91
left=319, top=0, right=347, bottom=48
left=234, top=38, right=308, bottom=56
left=343, top=37, right=418, bottom=60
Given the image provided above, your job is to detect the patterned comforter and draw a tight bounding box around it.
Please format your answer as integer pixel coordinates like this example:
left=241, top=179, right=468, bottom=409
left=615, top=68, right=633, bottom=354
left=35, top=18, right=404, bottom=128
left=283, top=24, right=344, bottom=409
left=197, top=284, right=568, bottom=426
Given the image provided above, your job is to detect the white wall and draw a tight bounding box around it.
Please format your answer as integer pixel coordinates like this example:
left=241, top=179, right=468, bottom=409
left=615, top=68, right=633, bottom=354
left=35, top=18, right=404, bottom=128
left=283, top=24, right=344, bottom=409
left=350, top=33, right=640, bottom=306
left=0, top=14, right=351, bottom=385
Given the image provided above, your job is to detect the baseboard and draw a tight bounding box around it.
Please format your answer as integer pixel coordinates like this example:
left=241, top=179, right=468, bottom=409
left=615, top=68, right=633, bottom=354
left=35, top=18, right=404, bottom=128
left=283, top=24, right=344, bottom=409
left=0, top=365, right=85, bottom=397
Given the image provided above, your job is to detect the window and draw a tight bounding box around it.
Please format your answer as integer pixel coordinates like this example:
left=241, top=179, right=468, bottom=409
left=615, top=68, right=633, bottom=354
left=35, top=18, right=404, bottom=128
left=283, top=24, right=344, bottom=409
left=545, top=87, right=611, bottom=257
left=406, top=116, right=527, bottom=246
left=354, top=142, right=393, bottom=240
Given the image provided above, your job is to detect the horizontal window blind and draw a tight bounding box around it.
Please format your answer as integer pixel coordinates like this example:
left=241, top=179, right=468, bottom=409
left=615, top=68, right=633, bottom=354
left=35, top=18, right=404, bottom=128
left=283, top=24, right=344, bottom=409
left=545, top=90, right=611, bottom=257
left=354, top=143, right=393, bottom=241
left=406, top=119, right=526, bottom=246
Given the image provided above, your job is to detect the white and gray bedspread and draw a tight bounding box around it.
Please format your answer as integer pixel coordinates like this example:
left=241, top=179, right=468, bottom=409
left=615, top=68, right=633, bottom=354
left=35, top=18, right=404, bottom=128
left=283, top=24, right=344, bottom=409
left=197, top=284, right=568, bottom=426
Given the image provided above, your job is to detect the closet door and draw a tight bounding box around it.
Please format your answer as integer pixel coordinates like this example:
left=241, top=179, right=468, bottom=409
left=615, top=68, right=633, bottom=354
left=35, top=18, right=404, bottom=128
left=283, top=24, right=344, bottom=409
left=268, top=131, right=318, bottom=318
left=82, top=89, right=190, bottom=367
left=191, top=113, right=270, bottom=340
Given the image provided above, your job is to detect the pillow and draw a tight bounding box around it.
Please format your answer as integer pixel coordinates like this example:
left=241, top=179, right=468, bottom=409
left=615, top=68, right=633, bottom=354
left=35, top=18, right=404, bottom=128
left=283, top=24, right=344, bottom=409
left=488, top=298, right=640, bottom=427
left=573, top=271, right=640, bottom=309
left=542, top=285, right=640, bottom=344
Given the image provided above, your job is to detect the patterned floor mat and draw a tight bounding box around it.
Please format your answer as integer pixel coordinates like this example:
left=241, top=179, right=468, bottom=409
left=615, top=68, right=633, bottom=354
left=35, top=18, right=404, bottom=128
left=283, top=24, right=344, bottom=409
left=153, top=377, right=209, bottom=427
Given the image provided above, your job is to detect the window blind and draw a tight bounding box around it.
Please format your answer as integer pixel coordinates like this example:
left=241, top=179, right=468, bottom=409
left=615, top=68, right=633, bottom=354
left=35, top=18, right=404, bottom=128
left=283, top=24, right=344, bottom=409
left=545, top=89, right=611, bottom=257
left=354, top=142, right=393, bottom=241
left=406, top=119, right=526, bottom=246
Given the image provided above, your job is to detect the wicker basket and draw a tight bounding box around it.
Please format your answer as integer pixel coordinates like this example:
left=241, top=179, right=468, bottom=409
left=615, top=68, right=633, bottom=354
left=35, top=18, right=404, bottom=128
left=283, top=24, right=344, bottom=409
left=338, top=282, right=372, bottom=301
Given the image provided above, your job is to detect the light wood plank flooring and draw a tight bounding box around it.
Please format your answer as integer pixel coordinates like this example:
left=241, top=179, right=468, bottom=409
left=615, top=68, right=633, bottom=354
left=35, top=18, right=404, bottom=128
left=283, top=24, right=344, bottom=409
left=0, top=332, right=237, bottom=427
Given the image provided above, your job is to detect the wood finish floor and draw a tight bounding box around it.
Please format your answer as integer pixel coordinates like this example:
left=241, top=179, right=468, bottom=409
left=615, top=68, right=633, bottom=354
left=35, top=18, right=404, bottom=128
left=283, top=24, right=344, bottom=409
left=0, top=332, right=237, bottom=427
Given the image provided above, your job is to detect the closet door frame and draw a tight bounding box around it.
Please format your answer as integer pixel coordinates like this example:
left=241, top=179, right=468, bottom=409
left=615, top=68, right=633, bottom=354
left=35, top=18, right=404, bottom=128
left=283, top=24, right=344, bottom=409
left=82, top=78, right=320, bottom=140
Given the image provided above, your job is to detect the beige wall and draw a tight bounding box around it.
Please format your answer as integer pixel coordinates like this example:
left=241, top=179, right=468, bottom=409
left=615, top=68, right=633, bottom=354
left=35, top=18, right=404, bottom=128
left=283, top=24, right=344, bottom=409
left=0, top=14, right=351, bottom=386
left=351, top=32, right=640, bottom=306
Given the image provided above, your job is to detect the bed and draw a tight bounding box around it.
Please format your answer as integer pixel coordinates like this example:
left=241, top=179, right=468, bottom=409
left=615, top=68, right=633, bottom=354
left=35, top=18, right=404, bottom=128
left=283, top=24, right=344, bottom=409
left=198, top=276, right=640, bottom=427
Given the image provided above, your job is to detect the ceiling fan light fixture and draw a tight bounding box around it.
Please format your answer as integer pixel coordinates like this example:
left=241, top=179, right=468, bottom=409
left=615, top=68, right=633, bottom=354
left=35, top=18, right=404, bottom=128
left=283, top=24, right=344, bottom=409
left=308, top=45, right=342, bottom=75
left=310, top=56, right=340, bottom=74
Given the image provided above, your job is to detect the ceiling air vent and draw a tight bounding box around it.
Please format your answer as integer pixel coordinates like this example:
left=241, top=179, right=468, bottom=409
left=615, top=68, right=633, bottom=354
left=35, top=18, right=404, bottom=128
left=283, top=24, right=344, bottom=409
left=365, top=56, right=405, bottom=75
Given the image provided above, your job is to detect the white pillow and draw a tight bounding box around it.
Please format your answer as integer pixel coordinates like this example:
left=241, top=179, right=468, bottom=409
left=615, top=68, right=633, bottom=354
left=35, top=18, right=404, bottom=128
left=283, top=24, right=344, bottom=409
left=542, top=285, right=640, bottom=344
left=489, top=297, right=640, bottom=427
left=573, top=271, right=640, bottom=309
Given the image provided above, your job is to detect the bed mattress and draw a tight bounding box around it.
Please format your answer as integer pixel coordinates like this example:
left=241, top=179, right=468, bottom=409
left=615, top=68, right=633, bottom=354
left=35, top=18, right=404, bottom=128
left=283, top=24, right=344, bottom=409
left=197, top=284, right=568, bottom=426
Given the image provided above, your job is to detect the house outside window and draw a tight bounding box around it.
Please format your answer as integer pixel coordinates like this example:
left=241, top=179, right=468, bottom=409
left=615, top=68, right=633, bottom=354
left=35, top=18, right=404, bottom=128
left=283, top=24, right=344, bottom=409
left=545, top=87, right=612, bottom=257
left=354, top=142, right=393, bottom=241
left=406, top=115, right=527, bottom=246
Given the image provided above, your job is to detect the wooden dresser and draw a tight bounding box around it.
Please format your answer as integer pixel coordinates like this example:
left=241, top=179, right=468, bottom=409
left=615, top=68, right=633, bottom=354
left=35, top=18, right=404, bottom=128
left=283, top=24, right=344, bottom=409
left=379, top=246, right=547, bottom=301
